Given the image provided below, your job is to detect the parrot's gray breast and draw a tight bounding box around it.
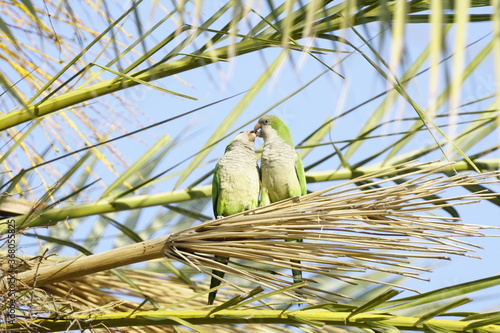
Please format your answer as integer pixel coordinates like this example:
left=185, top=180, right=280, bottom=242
left=261, top=138, right=300, bottom=202
left=217, top=146, right=260, bottom=214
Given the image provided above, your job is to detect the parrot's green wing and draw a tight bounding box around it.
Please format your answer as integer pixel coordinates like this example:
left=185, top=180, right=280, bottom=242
left=257, top=163, right=269, bottom=206
left=295, top=154, right=307, bottom=195
left=212, top=163, right=220, bottom=217
left=260, top=187, right=270, bottom=206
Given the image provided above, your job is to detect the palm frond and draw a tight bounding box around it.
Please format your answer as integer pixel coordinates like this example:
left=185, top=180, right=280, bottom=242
left=2, top=265, right=296, bottom=332
left=3, top=161, right=498, bottom=297
left=165, top=161, right=500, bottom=300
left=5, top=272, right=500, bottom=332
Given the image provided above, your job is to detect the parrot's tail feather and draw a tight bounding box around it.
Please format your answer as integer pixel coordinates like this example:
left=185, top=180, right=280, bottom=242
left=290, top=258, right=306, bottom=300
left=207, top=255, right=229, bottom=305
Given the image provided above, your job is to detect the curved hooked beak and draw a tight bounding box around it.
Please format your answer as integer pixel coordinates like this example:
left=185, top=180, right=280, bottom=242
left=253, top=122, right=262, bottom=137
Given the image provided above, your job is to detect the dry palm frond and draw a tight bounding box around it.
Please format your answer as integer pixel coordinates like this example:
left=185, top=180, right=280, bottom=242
left=2, top=266, right=312, bottom=333
left=164, top=161, right=500, bottom=300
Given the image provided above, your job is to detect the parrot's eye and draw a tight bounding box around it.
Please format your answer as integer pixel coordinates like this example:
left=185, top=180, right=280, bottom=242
left=263, top=119, right=270, bottom=124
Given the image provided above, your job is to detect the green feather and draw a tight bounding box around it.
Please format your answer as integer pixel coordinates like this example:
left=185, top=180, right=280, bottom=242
left=212, top=163, right=220, bottom=217
left=260, top=187, right=270, bottom=206
left=208, top=255, right=229, bottom=306
left=261, top=115, right=295, bottom=146
left=295, top=154, right=307, bottom=196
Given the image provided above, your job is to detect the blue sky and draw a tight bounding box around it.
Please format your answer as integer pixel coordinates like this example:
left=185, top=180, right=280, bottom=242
left=4, top=1, right=499, bottom=312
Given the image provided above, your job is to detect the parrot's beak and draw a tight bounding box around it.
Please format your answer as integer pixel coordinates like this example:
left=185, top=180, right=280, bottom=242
left=253, top=123, right=262, bottom=137
left=248, top=131, right=257, bottom=142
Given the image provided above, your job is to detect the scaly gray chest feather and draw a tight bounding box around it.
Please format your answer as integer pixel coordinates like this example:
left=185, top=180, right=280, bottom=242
left=261, top=139, right=300, bottom=202
left=217, top=148, right=260, bottom=215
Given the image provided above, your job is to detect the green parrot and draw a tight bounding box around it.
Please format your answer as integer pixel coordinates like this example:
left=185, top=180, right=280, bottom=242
left=209, top=130, right=260, bottom=305
left=254, top=115, right=307, bottom=287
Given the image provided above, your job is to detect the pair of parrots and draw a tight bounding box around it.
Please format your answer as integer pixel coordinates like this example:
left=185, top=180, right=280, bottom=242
left=209, top=115, right=307, bottom=305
